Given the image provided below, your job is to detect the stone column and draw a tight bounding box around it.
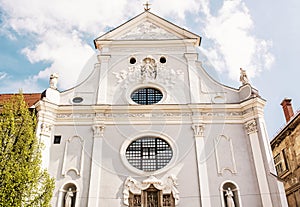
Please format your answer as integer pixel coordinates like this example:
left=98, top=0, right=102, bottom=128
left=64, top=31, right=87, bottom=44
left=192, top=124, right=212, bottom=207
left=245, top=119, right=273, bottom=206
left=88, top=125, right=105, bottom=207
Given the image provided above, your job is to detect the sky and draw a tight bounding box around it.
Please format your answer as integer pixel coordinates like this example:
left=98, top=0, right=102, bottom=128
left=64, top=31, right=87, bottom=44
left=0, top=0, right=299, bottom=138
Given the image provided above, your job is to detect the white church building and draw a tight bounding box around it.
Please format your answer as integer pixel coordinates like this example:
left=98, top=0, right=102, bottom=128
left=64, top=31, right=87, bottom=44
left=35, top=10, right=288, bottom=207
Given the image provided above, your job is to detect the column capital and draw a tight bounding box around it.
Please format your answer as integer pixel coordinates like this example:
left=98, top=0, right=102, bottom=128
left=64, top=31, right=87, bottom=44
left=245, top=119, right=257, bottom=135
left=40, top=123, right=53, bottom=137
left=92, top=125, right=105, bottom=138
left=192, top=124, right=204, bottom=138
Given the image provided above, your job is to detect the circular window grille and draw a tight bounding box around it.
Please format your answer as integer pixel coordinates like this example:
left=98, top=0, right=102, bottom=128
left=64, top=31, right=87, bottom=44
left=125, top=137, right=173, bottom=172
left=131, top=87, right=163, bottom=105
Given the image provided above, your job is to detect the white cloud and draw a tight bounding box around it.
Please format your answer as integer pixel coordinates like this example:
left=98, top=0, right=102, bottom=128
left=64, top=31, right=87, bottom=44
left=1, top=0, right=201, bottom=91
left=0, top=72, right=7, bottom=80
left=200, top=0, right=274, bottom=81
left=0, top=0, right=273, bottom=90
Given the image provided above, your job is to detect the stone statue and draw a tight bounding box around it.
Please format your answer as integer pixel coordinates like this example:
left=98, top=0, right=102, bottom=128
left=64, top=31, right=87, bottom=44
left=49, top=73, right=59, bottom=89
left=225, top=188, right=235, bottom=207
left=65, top=188, right=74, bottom=207
left=141, top=56, right=157, bottom=80
left=239, top=68, right=249, bottom=85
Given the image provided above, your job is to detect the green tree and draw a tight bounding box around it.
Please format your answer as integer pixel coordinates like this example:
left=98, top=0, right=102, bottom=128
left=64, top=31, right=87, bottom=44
left=0, top=94, right=54, bottom=206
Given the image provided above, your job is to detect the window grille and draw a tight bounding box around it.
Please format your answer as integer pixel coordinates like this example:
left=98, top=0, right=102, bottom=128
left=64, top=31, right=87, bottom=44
left=131, top=88, right=163, bottom=105
left=126, top=137, right=172, bottom=171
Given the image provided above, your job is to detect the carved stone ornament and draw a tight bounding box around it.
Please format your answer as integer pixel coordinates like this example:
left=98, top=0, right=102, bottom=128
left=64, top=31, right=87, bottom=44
left=123, top=175, right=180, bottom=206
left=40, top=123, right=52, bottom=136
left=113, top=56, right=184, bottom=89
left=245, top=120, right=257, bottom=134
left=117, top=21, right=179, bottom=40
left=192, top=124, right=204, bottom=137
left=92, top=125, right=105, bottom=137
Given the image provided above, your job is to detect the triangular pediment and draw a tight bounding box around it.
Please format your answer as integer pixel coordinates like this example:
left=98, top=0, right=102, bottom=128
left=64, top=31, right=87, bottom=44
left=94, top=11, right=201, bottom=48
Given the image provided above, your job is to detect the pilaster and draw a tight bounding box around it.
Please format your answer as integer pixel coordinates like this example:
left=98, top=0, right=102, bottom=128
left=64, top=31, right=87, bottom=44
left=245, top=119, right=273, bottom=206
left=185, top=53, right=200, bottom=103
left=97, top=55, right=111, bottom=104
left=192, top=123, right=212, bottom=207
left=88, top=124, right=105, bottom=207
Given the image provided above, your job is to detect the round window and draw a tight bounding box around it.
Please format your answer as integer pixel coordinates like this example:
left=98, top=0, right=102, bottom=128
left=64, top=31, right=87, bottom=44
left=125, top=137, right=173, bottom=172
left=131, top=87, right=163, bottom=105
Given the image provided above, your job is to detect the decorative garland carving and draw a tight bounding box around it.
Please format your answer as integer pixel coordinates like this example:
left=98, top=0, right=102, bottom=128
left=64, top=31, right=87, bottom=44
left=123, top=175, right=179, bottom=206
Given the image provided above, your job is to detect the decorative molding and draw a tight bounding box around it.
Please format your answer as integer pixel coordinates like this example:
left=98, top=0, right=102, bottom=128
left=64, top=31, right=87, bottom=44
left=117, top=21, right=179, bottom=40
left=40, top=123, right=53, bottom=137
left=55, top=111, right=244, bottom=120
left=123, top=175, right=179, bottom=206
left=192, top=124, right=204, bottom=137
left=57, top=113, right=94, bottom=119
left=61, top=136, right=84, bottom=177
left=245, top=120, right=257, bottom=134
left=92, top=125, right=105, bottom=138
left=214, top=135, right=237, bottom=175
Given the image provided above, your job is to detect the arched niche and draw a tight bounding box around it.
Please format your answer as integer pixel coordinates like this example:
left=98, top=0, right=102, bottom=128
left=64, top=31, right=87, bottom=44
left=61, top=135, right=84, bottom=177
left=220, top=181, right=242, bottom=207
left=57, top=182, right=79, bottom=207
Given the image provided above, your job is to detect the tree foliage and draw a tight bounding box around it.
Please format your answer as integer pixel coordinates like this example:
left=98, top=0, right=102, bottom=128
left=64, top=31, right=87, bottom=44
left=0, top=94, right=54, bottom=207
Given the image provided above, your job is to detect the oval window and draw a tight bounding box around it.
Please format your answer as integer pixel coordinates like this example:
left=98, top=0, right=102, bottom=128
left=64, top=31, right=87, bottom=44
left=72, top=97, right=83, bottom=103
left=131, top=87, right=163, bottom=105
left=125, top=137, right=173, bottom=172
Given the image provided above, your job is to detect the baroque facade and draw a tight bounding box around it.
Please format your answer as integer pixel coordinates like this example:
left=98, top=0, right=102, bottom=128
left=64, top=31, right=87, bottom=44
left=271, top=98, right=300, bottom=206
left=35, top=11, right=287, bottom=207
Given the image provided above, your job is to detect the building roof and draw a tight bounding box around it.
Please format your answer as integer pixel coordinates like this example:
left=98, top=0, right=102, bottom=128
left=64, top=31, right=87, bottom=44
left=0, top=93, right=41, bottom=108
left=271, top=109, right=300, bottom=148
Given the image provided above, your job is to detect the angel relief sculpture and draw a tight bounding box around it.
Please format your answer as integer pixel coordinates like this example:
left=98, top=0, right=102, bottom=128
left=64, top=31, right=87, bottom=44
left=113, top=56, right=183, bottom=88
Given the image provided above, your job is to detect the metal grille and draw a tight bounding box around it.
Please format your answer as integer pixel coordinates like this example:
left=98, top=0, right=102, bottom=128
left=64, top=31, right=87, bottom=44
left=131, top=88, right=163, bottom=105
left=126, top=137, right=173, bottom=171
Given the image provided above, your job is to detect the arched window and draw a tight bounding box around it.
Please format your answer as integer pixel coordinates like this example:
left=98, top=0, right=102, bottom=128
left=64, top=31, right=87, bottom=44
left=220, top=181, right=242, bottom=207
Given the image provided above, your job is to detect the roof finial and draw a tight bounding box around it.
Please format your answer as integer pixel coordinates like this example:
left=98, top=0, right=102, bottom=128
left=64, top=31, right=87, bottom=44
left=144, top=1, right=151, bottom=11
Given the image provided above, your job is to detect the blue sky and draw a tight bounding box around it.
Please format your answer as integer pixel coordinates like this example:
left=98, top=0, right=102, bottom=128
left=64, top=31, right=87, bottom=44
left=0, top=0, right=299, bottom=137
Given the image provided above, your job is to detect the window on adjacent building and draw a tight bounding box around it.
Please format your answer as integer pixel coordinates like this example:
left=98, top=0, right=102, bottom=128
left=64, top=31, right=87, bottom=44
left=131, top=88, right=163, bottom=105
left=125, top=137, right=172, bottom=172
left=274, top=149, right=289, bottom=175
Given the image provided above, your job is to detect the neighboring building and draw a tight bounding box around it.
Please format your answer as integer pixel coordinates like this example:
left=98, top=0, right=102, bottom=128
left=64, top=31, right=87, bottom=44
left=271, top=98, right=300, bottom=206
left=0, top=93, right=41, bottom=110
left=35, top=10, right=287, bottom=207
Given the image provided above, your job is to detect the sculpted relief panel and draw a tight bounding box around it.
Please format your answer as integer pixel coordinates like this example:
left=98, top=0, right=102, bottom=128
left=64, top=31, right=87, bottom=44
left=117, top=21, right=179, bottom=40
left=113, top=56, right=184, bottom=89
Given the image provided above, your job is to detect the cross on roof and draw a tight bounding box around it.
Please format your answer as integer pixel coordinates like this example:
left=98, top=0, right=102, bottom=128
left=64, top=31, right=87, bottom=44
left=144, top=1, right=151, bottom=11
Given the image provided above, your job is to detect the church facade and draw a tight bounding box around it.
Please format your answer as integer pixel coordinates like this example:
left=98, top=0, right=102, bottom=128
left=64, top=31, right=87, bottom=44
left=35, top=11, right=287, bottom=207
